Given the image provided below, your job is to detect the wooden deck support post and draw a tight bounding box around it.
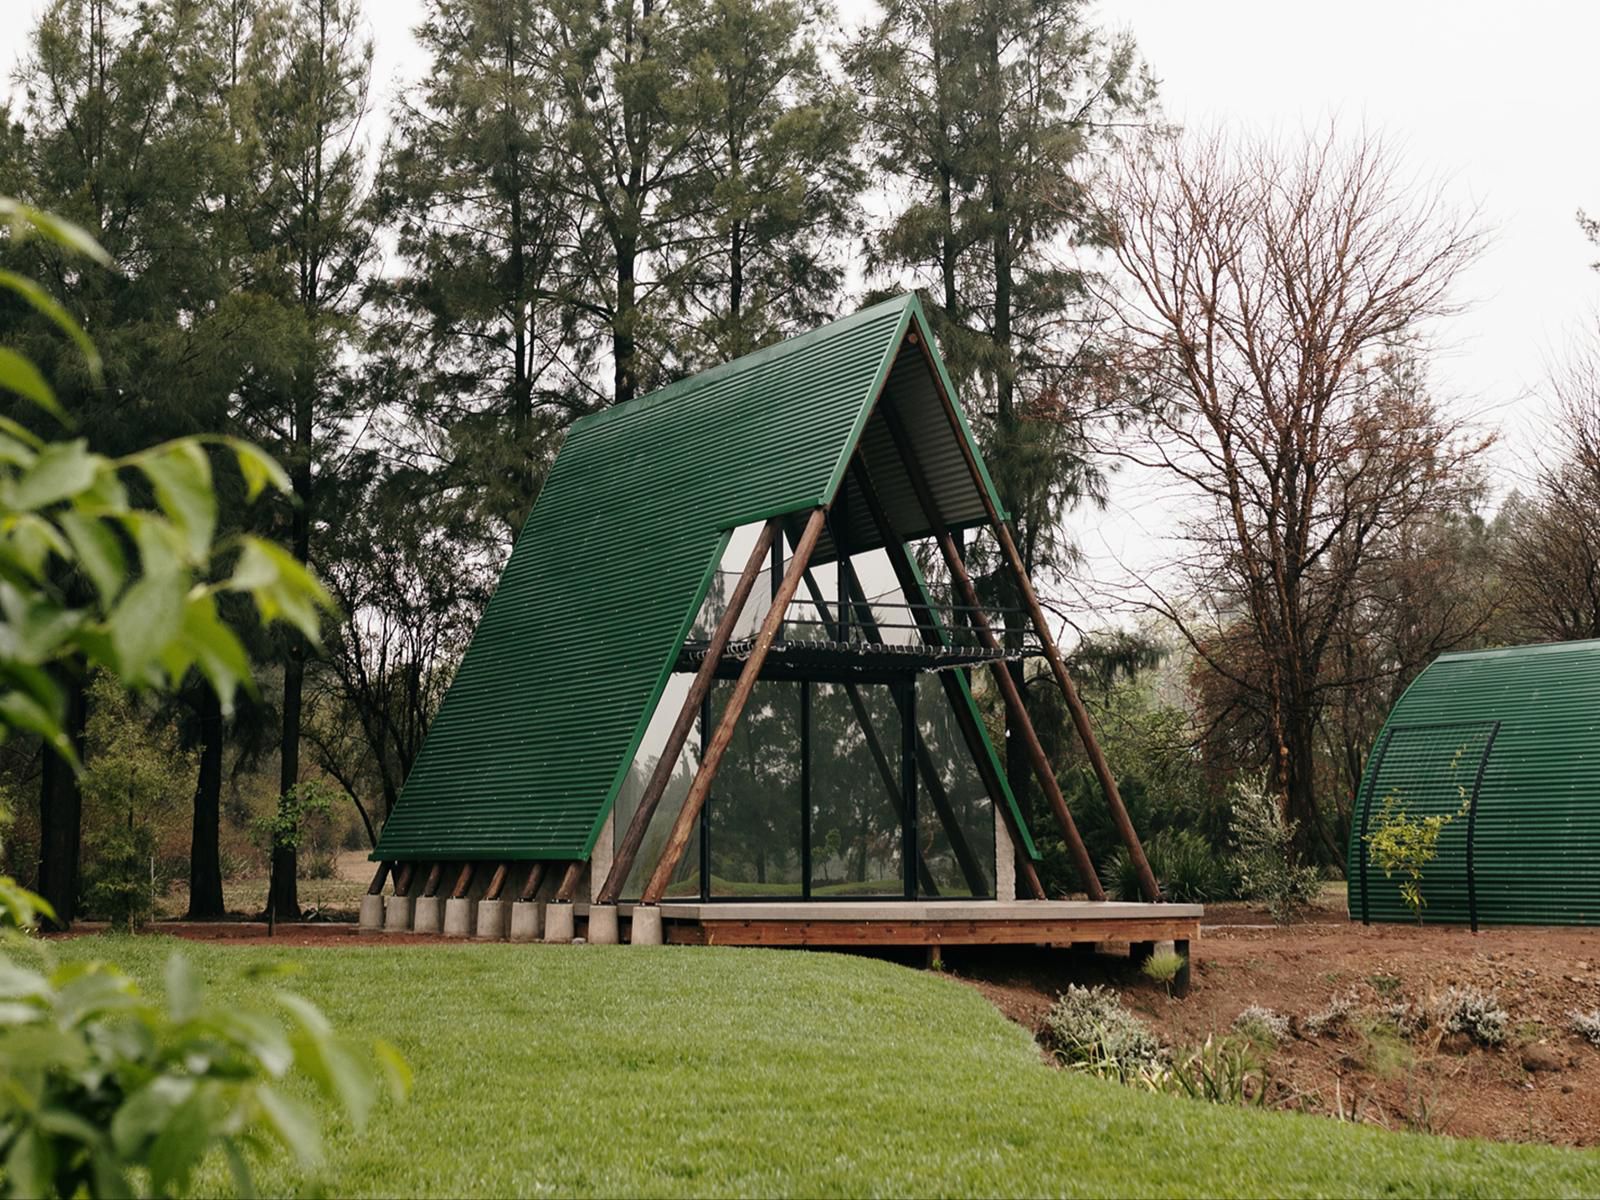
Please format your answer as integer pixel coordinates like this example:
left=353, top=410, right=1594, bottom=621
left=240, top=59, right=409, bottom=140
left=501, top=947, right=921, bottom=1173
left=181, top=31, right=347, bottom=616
left=518, top=861, right=547, bottom=903
left=421, top=862, right=443, bottom=897
left=450, top=862, right=475, bottom=899
left=901, top=335, right=1161, bottom=904
left=366, top=861, right=392, bottom=895
left=483, top=863, right=510, bottom=902
left=875, top=412, right=1104, bottom=900
left=641, top=508, right=829, bottom=904
left=554, top=859, right=585, bottom=903
left=393, top=863, right=415, bottom=895
left=597, top=519, right=782, bottom=905
left=1174, top=938, right=1193, bottom=998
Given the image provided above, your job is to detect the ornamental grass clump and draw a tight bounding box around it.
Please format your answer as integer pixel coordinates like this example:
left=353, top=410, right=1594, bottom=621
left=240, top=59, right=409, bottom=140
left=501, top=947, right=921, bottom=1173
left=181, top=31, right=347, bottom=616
left=1231, top=1005, right=1291, bottom=1046
left=1043, top=985, right=1163, bottom=1082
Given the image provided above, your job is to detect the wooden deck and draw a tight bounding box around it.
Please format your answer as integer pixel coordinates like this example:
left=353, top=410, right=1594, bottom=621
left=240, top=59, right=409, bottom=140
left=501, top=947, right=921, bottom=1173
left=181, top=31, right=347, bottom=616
left=618, top=899, right=1201, bottom=950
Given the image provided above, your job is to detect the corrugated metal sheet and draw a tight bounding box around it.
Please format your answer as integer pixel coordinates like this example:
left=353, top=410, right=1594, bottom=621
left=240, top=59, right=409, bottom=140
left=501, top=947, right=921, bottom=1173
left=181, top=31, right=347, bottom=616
left=375, top=293, right=1017, bottom=862
left=1348, top=639, right=1600, bottom=926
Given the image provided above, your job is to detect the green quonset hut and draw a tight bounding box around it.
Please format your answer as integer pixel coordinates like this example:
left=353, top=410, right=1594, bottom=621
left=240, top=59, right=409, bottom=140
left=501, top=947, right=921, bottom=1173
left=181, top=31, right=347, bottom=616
left=364, top=294, right=1198, bottom=958
left=1349, top=638, right=1600, bottom=928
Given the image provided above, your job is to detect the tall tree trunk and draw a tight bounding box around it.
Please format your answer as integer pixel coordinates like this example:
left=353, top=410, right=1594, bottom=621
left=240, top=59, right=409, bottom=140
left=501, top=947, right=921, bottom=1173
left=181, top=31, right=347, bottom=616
left=186, top=683, right=226, bottom=919
left=615, top=242, right=637, bottom=403
left=37, top=668, right=87, bottom=928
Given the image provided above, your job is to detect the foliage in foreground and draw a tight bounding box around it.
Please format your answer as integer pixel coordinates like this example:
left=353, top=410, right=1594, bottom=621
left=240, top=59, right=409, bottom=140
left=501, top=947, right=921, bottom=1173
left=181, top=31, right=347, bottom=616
left=0, top=882, right=407, bottom=1198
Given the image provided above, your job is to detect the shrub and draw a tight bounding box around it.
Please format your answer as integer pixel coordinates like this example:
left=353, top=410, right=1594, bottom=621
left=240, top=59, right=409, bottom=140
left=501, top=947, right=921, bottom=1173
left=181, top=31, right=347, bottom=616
left=1569, top=1009, right=1600, bottom=1049
left=1228, top=772, right=1322, bottom=923
left=1435, top=985, right=1508, bottom=1047
left=1303, top=991, right=1357, bottom=1038
left=1232, top=1004, right=1290, bottom=1045
left=1363, top=789, right=1467, bottom=923
left=1042, top=985, right=1164, bottom=1081
left=82, top=824, right=158, bottom=932
left=1106, top=829, right=1229, bottom=904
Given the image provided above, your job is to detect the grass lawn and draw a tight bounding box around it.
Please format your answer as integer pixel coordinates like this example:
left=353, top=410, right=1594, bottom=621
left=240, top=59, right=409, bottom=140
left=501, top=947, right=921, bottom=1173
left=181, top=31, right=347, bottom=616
left=51, top=937, right=1600, bottom=1198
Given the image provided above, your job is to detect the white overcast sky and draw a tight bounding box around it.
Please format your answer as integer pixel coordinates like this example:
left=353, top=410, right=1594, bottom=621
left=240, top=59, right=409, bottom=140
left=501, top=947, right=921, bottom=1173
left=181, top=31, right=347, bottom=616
left=4, top=0, right=1600, bottom=589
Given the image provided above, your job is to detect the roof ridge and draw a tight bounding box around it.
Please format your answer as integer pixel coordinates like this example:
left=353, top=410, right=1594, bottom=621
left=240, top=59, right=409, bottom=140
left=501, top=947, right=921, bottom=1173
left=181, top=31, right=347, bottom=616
left=569, top=293, right=915, bottom=438
left=1438, top=637, right=1600, bottom=661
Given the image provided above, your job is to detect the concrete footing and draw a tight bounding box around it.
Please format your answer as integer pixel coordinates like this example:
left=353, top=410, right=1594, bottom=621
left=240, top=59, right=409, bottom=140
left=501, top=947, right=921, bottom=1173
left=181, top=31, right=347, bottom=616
left=412, top=895, right=443, bottom=934
left=383, top=895, right=415, bottom=932
left=443, top=897, right=475, bottom=937
left=587, top=904, right=619, bottom=945
left=509, top=900, right=542, bottom=942
left=358, top=893, right=384, bottom=931
left=543, top=902, right=575, bottom=943
left=474, top=899, right=509, bottom=940
left=631, top=905, right=663, bottom=945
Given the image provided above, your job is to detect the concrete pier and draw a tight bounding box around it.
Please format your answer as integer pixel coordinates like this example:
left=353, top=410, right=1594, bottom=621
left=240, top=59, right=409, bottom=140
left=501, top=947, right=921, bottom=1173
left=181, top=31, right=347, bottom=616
left=474, top=899, right=509, bottom=940
left=630, top=905, right=663, bottom=945
left=509, top=900, right=542, bottom=942
left=587, top=904, right=619, bottom=945
left=383, top=894, right=415, bottom=932
left=358, top=893, right=384, bottom=931
left=412, top=895, right=443, bottom=933
left=543, top=902, right=575, bottom=943
left=443, top=897, right=475, bottom=937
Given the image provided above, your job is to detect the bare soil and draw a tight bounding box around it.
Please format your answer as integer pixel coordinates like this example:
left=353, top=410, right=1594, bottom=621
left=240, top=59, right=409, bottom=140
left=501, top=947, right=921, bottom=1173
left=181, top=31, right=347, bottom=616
left=947, top=901, right=1600, bottom=1149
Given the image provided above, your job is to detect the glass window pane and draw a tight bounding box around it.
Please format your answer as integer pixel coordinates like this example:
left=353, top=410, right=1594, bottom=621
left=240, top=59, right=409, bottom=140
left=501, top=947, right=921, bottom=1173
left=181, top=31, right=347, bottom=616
left=612, top=675, right=702, bottom=900
left=810, top=682, right=905, bottom=897
left=709, top=680, right=804, bottom=897
left=916, top=674, right=996, bottom=898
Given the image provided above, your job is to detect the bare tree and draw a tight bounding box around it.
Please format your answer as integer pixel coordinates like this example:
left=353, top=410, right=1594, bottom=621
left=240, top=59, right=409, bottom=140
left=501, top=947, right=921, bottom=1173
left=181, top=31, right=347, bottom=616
left=1104, top=126, right=1489, bottom=858
left=1502, top=328, right=1600, bottom=641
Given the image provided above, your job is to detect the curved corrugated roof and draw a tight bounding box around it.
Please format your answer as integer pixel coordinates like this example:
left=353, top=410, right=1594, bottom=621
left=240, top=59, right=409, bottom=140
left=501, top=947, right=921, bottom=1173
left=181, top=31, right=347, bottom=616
left=375, top=294, right=1022, bottom=862
left=1348, top=638, right=1600, bottom=926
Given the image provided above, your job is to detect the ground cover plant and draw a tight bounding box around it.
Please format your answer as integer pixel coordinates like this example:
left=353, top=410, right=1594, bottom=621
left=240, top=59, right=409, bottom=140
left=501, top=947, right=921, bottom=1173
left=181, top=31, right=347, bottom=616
left=48, top=938, right=1600, bottom=1199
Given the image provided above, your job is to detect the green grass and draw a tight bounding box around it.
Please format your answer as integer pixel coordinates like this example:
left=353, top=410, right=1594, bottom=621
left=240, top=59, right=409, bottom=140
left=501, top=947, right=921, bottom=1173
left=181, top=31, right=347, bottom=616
left=52, top=937, right=1600, bottom=1198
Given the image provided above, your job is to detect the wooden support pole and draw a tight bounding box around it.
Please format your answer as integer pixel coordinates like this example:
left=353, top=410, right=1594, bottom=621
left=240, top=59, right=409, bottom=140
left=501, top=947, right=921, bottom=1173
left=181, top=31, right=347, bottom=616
left=450, top=862, right=475, bottom=900
left=873, top=416, right=1103, bottom=899
left=422, top=862, right=443, bottom=897
left=642, top=508, right=829, bottom=904
left=847, top=459, right=1045, bottom=900
left=1174, top=938, right=1193, bottom=998
left=989, top=520, right=1160, bottom=902
left=901, top=332, right=1161, bottom=904
left=484, top=862, right=509, bottom=902
left=393, top=863, right=415, bottom=895
left=517, top=861, right=547, bottom=903
left=554, top=859, right=584, bottom=902
left=597, top=519, right=782, bottom=905
left=366, top=861, right=391, bottom=895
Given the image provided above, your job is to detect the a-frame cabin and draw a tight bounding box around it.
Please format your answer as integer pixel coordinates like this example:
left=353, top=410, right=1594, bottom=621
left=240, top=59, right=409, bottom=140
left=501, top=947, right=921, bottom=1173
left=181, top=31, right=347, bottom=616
left=363, top=294, right=1200, bottom=977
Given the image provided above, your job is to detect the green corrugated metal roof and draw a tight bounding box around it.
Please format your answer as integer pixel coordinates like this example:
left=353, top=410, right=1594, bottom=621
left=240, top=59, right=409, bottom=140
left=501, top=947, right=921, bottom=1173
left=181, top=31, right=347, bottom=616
left=375, top=293, right=1026, bottom=863
left=1348, top=638, right=1600, bottom=926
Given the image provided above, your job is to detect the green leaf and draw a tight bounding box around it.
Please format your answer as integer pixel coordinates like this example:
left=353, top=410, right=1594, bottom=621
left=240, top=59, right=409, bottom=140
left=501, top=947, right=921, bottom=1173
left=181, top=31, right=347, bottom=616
left=223, top=438, right=292, bottom=502
left=135, top=440, right=216, bottom=561
left=221, top=1137, right=258, bottom=1200
left=111, top=1075, right=195, bottom=1158
left=228, top=538, right=332, bottom=641
left=253, top=1084, right=323, bottom=1168
left=146, top=1088, right=218, bottom=1197
left=106, top=564, right=185, bottom=682
left=173, top=591, right=252, bottom=714
left=0, top=690, right=74, bottom=764
left=11, top=439, right=98, bottom=510
left=57, top=509, right=126, bottom=603
left=4, top=1124, right=54, bottom=1200
left=0, top=346, right=64, bottom=420
left=91, top=1146, right=135, bottom=1200
left=0, top=269, right=101, bottom=380
left=164, top=954, right=203, bottom=1025
left=373, top=1039, right=413, bottom=1102
left=0, top=198, right=113, bottom=264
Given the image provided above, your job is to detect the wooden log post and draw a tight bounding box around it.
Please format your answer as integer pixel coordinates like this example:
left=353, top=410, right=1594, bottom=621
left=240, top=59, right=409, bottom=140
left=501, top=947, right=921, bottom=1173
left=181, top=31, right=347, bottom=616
left=847, top=459, right=1046, bottom=900
left=597, top=519, right=782, bottom=905
left=450, top=862, right=475, bottom=900
left=517, top=861, right=547, bottom=903
left=483, top=862, right=510, bottom=902
left=393, top=863, right=415, bottom=896
left=641, top=508, right=829, bottom=904
left=1173, top=938, right=1193, bottom=998
left=554, top=859, right=585, bottom=903
left=874, top=413, right=1104, bottom=900
left=421, top=862, right=443, bottom=897
left=366, top=861, right=392, bottom=895
left=901, top=332, right=1161, bottom=904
